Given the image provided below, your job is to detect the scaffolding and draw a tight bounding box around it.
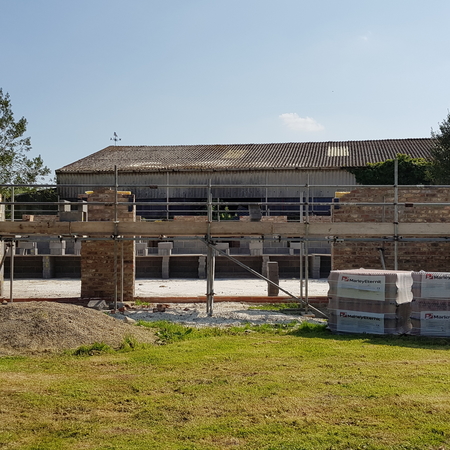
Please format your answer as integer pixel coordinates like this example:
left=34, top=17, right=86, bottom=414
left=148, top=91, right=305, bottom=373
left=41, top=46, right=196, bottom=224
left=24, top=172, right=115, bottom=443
left=2, top=171, right=450, bottom=317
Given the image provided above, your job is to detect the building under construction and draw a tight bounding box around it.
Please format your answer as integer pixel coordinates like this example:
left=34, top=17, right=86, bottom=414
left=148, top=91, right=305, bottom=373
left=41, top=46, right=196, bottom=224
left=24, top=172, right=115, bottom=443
left=3, top=137, right=449, bottom=316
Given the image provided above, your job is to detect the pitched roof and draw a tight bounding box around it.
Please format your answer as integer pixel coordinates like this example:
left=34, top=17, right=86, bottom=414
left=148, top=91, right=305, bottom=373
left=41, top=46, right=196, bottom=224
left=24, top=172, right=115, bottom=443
left=56, top=138, right=434, bottom=173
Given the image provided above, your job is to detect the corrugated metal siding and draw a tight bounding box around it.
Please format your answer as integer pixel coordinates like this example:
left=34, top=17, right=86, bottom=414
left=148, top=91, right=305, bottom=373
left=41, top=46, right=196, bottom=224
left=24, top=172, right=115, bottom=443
left=57, top=169, right=356, bottom=200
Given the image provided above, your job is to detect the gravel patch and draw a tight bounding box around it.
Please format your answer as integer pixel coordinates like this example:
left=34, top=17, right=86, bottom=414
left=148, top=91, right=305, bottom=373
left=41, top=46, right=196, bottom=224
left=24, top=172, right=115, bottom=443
left=111, top=302, right=327, bottom=328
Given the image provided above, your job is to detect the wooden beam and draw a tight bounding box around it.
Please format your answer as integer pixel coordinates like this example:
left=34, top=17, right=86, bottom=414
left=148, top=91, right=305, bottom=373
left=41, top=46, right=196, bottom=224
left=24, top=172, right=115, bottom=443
left=1, top=220, right=450, bottom=238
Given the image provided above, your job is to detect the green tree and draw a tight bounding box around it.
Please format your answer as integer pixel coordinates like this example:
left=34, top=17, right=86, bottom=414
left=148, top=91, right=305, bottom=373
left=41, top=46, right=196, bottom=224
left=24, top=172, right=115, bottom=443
left=429, top=112, right=450, bottom=184
left=0, top=88, right=50, bottom=185
left=345, top=153, right=432, bottom=185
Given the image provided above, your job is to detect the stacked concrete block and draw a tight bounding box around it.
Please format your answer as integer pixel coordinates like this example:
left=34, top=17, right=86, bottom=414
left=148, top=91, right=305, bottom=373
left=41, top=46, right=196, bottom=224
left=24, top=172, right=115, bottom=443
left=17, top=241, right=38, bottom=255
left=410, top=272, right=450, bottom=337
left=309, top=254, right=322, bottom=279
left=59, top=200, right=88, bottom=222
left=328, top=269, right=413, bottom=335
left=262, top=256, right=270, bottom=278
left=267, top=262, right=280, bottom=296
left=215, top=243, right=230, bottom=255
left=161, top=256, right=170, bottom=279
left=136, top=242, right=148, bottom=256
left=158, top=242, right=173, bottom=256
left=73, top=241, right=81, bottom=256
left=49, top=241, right=66, bottom=255
left=249, top=240, right=263, bottom=256
left=198, top=256, right=206, bottom=279
left=289, top=242, right=304, bottom=255
left=42, top=256, right=54, bottom=279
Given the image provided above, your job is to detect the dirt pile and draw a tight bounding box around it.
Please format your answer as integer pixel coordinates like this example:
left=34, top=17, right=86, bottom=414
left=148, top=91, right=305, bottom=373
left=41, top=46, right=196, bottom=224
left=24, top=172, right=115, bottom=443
left=0, top=302, right=156, bottom=356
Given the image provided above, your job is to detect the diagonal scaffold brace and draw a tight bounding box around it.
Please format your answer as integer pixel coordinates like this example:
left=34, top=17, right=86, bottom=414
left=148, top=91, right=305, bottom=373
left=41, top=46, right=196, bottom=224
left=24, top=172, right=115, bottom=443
left=198, top=237, right=328, bottom=319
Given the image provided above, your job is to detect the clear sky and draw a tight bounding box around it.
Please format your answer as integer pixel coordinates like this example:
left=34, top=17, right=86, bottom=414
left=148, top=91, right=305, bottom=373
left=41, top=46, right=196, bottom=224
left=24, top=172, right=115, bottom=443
left=2, top=0, right=450, bottom=175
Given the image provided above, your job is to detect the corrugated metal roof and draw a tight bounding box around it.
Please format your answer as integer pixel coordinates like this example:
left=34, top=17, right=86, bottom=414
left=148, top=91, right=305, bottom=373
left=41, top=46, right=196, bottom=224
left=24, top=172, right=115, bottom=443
left=56, top=138, right=434, bottom=174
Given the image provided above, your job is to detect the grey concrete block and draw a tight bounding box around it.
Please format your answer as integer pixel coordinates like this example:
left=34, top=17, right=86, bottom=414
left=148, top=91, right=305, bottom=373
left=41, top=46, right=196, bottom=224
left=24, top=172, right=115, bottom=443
left=87, top=300, right=108, bottom=310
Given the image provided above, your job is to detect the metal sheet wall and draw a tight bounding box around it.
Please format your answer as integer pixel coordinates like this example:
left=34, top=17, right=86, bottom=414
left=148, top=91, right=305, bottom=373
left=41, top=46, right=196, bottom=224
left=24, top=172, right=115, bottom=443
left=56, top=169, right=356, bottom=201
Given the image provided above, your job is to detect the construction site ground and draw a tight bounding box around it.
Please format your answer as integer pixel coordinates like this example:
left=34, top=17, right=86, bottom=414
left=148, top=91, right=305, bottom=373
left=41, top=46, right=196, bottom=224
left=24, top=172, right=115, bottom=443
left=1, top=277, right=329, bottom=302
left=0, top=278, right=329, bottom=356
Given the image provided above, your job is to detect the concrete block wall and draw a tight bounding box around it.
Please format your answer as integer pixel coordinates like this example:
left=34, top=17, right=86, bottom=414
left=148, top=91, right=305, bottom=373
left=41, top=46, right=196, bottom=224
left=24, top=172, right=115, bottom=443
left=172, top=239, right=206, bottom=255
left=333, top=187, right=450, bottom=272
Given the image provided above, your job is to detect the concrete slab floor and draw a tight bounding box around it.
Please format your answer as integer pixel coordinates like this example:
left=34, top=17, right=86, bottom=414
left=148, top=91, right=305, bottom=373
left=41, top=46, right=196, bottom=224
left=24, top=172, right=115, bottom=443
left=1, top=278, right=329, bottom=300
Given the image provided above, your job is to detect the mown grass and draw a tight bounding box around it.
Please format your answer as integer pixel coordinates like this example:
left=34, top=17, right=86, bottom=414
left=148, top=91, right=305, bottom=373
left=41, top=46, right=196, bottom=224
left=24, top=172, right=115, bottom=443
left=0, top=323, right=449, bottom=450
left=248, top=302, right=302, bottom=311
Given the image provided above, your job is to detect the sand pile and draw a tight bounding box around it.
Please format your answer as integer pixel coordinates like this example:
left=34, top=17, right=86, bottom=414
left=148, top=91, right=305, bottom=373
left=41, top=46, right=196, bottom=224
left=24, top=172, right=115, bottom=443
left=0, top=302, right=156, bottom=356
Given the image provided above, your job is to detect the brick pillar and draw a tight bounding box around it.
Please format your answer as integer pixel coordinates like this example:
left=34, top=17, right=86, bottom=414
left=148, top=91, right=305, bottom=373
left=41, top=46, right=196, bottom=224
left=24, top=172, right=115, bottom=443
left=81, top=189, right=136, bottom=302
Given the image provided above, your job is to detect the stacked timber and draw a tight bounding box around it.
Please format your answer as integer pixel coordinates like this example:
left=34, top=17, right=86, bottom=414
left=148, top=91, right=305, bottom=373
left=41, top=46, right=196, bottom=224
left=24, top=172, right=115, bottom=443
left=410, top=272, right=450, bottom=337
left=328, top=269, right=413, bottom=335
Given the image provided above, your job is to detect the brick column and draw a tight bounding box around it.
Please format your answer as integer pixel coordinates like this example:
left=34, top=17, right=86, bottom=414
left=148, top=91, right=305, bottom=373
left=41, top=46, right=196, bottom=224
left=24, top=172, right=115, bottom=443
left=81, top=189, right=136, bottom=302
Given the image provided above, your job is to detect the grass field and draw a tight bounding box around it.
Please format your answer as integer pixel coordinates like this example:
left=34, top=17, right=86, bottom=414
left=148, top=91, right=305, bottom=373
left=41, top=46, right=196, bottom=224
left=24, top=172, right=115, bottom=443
left=1, top=322, right=450, bottom=450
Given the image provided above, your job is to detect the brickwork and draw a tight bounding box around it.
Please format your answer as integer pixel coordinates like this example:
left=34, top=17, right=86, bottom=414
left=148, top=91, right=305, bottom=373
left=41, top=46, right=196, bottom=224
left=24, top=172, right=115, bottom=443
left=22, top=215, right=58, bottom=222
left=308, top=215, right=332, bottom=223
left=174, top=216, right=208, bottom=222
left=81, top=189, right=136, bottom=301
left=332, top=187, right=450, bottom=272
left=84, top=188, right=136, bottom=222
left=81, top=240, right=135, bottom=300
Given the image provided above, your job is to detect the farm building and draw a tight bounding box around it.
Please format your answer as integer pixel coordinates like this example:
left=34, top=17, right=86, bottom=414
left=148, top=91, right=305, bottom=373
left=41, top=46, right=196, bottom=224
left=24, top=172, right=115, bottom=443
left=56, top=138, right=433, bottom=221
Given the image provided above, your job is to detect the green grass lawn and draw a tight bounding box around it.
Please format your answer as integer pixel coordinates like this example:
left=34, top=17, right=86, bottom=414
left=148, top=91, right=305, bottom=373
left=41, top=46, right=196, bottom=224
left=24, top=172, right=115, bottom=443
left=1, top=323, right=449, bottom=450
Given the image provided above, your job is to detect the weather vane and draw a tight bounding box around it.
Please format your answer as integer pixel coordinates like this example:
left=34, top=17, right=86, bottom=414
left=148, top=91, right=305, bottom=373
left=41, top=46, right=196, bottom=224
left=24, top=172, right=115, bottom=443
left=110, top=132, right=121, bottom=145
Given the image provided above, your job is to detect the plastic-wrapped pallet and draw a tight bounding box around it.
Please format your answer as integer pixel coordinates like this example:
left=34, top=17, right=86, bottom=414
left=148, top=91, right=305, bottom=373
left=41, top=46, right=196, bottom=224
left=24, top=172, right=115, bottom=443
left=410, top=272, right=450, bottom=337
left=328, top=269, right=413, bottom=335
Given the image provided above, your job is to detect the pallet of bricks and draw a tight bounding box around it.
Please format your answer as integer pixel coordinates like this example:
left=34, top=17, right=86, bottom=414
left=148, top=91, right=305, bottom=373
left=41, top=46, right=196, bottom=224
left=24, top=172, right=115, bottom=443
left=411, top=272, right=450, bottom=337
left=328, top=269, right=413, bottom=335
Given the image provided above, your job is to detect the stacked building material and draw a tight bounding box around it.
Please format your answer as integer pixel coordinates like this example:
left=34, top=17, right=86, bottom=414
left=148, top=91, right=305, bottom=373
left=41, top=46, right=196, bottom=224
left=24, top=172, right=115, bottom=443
left=410, top=272, right=450, bottom=337
left=328, top=269, right=413, bottom=335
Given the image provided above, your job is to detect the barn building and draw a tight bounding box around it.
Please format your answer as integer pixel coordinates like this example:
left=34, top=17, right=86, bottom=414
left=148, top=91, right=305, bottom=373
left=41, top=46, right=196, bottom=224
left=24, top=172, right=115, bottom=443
left=56, top=138, right=433, bottom=222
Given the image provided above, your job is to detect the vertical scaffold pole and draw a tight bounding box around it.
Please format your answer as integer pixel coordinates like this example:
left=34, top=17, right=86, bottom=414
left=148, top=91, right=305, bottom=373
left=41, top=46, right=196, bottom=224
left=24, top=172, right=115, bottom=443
left=304, top=178, right=310, bottom=310
left=299, top=190, right=304, bottom=301
left=394, top=158, right=399, bottom=270
left=9, top=186, right=14, bottom=303
left=206, top=179, right=215, bottom=316
left=114, top=165, right=118, bottom=310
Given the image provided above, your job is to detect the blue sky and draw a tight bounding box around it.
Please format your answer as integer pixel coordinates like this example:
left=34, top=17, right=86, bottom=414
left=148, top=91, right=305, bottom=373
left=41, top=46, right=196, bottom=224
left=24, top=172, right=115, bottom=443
left=2, top=0, right=450, bottom=175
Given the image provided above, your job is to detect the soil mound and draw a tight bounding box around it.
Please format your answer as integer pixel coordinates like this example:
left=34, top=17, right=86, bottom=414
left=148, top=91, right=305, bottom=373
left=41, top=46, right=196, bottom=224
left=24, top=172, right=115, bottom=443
left=0, top=302, right=156, bottom=356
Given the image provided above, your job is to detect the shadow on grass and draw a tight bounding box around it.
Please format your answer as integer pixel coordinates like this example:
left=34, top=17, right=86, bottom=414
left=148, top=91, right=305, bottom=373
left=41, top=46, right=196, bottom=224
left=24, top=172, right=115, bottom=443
left=140, top=319, right=450, bottom=350
left=292, top=325, right=450, bottom=350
